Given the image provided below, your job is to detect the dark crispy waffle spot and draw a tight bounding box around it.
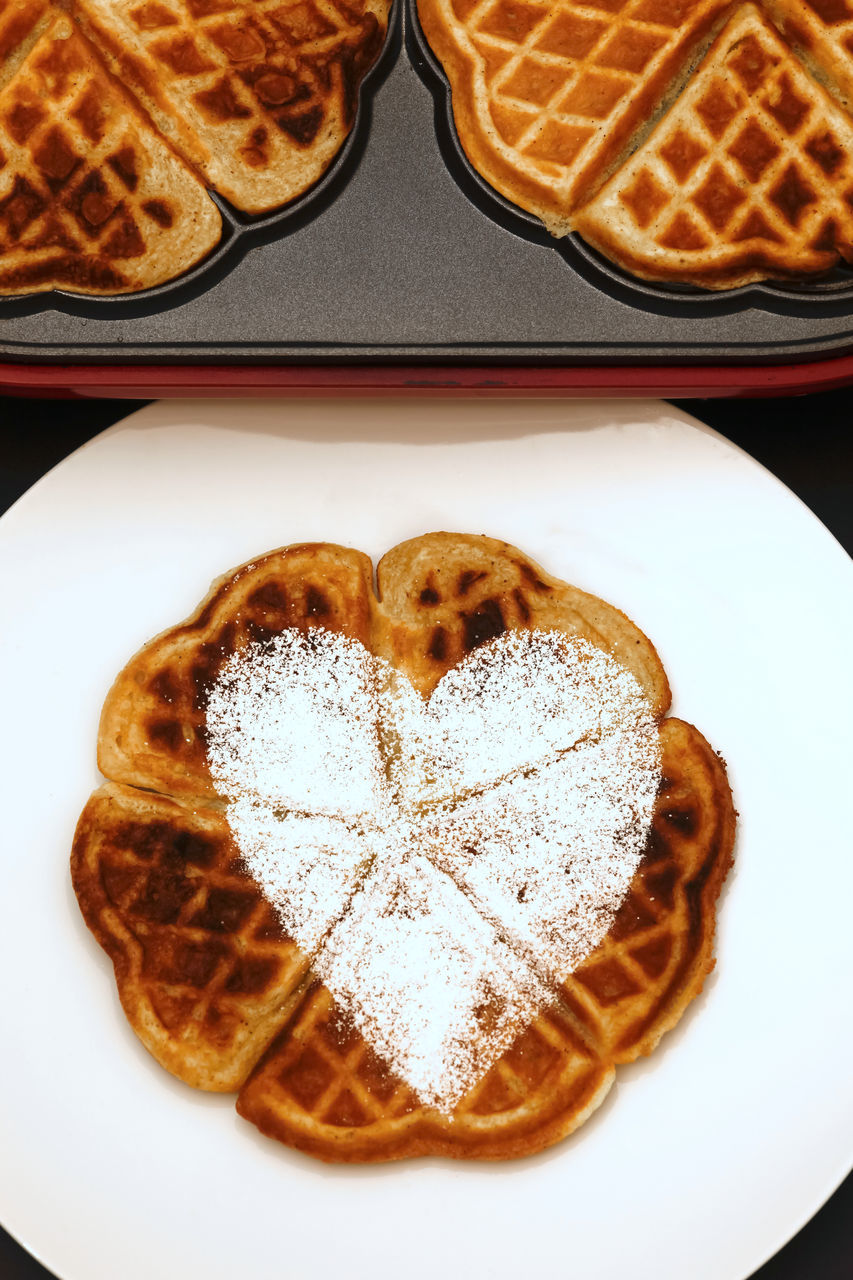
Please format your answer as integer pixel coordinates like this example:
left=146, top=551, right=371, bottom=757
left=733, top=208, right=783, bottom=242
left=629, top=935, right=672, bottom=979
left=644, top=863, right=678, bottom=910
left=810, top=216, right=841, bottom=253
left=693, top=163, right=747, bottom=230
left=5, top=98, right=46, bottom=146
left=428, top=624, right=447, bottom=660
left=191, top=624, right=237, bottom=709
left=305, top=585, right=330, bottom=617
left=149, top=935, right=227, bottom=986
left=661, top=805, right=698, bottom=834
left=152, top=34, right=218, bottom=76
left=277, top=104, right=324, bottom=145
left=501, top=1021, right=560, bottom=1088
left=142, top=199, right=174, bottom=227
left=0, top=255, right=131, bottom=290
left=149, top=669, right=181, bottom=704
left=102, top=216, right=146, bottom=258
left=146, top=716, right=184, bottom=751
left=764, top=74, right=811, bottom=134
left=805, top=130, right=845, bottom=176
left=133, top=868, right=199, bottom=923
left=355, top=1045, right=400, bottom=1103
left=321, top=1009, right=364, bottom=1055
left=33, top=127, right=81, bottom=189
left=114, top=818, right=218, bottom=868
left=462, top=598, right=506, bottom=650
left=608, top=888, right=658, bottom=940
left=770, top=162, right=816, bottom=226
left=252, top=901, right=289, bottom=940
left=190, top=886, right=257, bottom=932
left=727, top=119, right=780, bottom=182
left=194, top=76, right=253, bottom=122
left=224, top=953, right=280, bottom=993
left=323, top=1088, right=369, bottom=1127
left=0, top=176, right=47, bottom=238
left=107, top=147, right=140, bottom=192
left=804, top=0, right=851, bottom=22
left=516, top=561, right=552, bottom=594
left=575, top=957, right=642, bottom=1005
left=101, top=863, right=147, bottom=907
left=71, top=85, right=108, bottom=145
left=277, top=1044, right=334, bottom=1110
left=419, top=585, right=440, bottom=605
left=456, top=568, right=487, bottom=596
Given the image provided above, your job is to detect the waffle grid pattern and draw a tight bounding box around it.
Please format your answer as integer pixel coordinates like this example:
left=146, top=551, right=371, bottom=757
left=427, top=0, right=727, bottom=216
left=0, top=10, right=218, bottom=291
left=73, top=786, right=313, bottom=1089
left=578, top=8, right=853, bottom=277
left=234, top=717, right=733, bottom=1159
left=74, top=538, right=735, bottom=1160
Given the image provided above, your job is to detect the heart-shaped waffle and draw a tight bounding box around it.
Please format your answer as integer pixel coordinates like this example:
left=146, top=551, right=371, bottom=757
left=417, top=0, right=853, bottom=286
left=71, top=532, right=735, bottom=1160
left=0, top=0, right=391, bottom=293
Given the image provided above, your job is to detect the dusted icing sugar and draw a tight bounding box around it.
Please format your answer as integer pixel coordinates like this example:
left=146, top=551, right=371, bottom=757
left=205, top=627, right=660, bottom=1111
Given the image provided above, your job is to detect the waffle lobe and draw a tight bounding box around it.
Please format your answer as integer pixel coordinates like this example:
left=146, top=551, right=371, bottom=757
left=0, top=0, right=390, bottom=293
left=71, top=533, right=736, bottom=1161
left=418, top=0, right=853, bottom=286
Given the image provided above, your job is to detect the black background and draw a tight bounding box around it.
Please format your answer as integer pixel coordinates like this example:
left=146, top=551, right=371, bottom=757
left=0, top=390, right=850, bottom=1280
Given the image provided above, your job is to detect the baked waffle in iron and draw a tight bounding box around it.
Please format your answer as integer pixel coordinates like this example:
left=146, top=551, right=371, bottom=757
left=72, top=533, right=735, bottom=1162
left=0, top=0, right=390, bottom=293
left=417, top=0, right=853, bottom=286
left=0, top=1, right=221, bottom=294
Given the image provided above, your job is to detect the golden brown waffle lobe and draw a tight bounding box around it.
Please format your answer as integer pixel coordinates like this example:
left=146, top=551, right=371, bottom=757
left=71, top=783, right=312, bottom=1089
left=0, top=2, right=221, bottom=294
left=74, top=533, right=735, bottom=1161
left=416, top=0, right=730, bottom=234
left=71, top=0, right=391, bottom=214
left=0, top=0, right=389, bottom=293
left=236, top=717, right=734, bottom=1161
left=418, top=0, right=853, bottom=286
left=574, top=4, right=853, bottom=286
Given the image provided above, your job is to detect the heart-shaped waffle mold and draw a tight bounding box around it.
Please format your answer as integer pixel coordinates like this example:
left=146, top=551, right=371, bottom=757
left=0, top=0, right=392, bottom=294
left=71, top=533, right=736, bottom=1162
left=415, top=0, right=853, bottom=287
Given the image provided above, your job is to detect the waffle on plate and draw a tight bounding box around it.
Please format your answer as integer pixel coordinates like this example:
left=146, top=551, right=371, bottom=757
left=418, top=0, right=853, bottom=286
left=0, top=0, right=390, bottom=293
left=72, top=533, right=736, bottom=1162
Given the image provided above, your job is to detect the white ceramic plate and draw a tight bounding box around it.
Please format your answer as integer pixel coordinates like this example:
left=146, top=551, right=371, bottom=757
left=0, top=399, right=850, bottom=1280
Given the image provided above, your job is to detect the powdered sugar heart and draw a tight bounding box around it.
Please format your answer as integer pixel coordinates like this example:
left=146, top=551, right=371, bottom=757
left=205, top=627, right=660, bottom=1110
